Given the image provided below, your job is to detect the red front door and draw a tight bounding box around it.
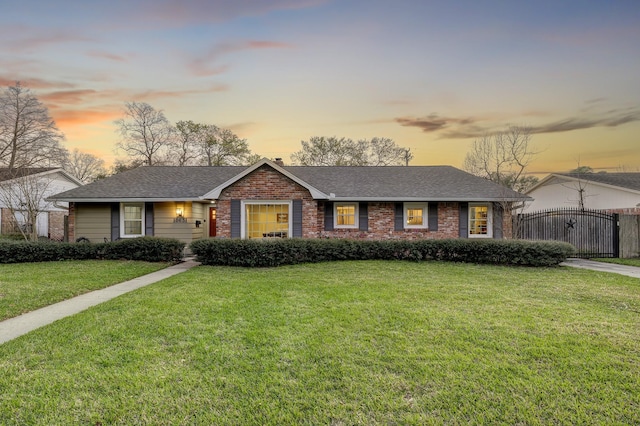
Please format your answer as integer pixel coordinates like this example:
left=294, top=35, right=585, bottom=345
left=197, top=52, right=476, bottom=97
left=209, top=208, right=217, bottom=237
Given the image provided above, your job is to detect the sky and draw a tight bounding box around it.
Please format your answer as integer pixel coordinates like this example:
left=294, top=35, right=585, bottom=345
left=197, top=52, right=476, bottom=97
left=1, top=0, right=639, bottom=175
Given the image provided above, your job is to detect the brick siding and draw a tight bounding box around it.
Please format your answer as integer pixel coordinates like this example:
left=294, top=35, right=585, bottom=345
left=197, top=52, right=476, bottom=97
left=213, top=165, right=512, bottom=240
left=318, top=201, right=462, bottom=240
left=48, top=211, right=66, bottom=241
left=216, top=165, right=318, bottom=238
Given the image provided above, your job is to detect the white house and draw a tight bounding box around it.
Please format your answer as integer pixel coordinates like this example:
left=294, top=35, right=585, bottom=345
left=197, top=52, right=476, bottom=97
left=524, top=172, right=640, bottom=213
left=0, top=168, right=83, bottom=239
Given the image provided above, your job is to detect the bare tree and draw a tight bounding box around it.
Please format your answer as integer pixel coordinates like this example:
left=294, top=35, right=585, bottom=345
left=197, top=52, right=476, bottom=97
left=173, top=120, right=206, bottom=166
left=0, top=82, right=66, bottom=170
left=291, top=136, right=411, bottom=166
left=368, top=137, right=413, bottom=166
left=114, top=102, right=174, bottom=166
left=564, top=163, right=595, bottom=210
left=62, top=148, right=106, bottom=183
left=0, top=169, right=54, bottom=241
left=463, top=125, right=538, bottom=191
left=200, top=126, right=252, bottom=166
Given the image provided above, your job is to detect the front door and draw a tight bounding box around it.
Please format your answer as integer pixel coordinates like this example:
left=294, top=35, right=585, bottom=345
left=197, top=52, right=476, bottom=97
left=209, top=207, right=217, bottom=237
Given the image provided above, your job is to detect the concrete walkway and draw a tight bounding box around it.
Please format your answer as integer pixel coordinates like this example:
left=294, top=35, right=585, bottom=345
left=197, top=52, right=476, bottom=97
left=0, top=259, right=200, bottom=345
left=561, top=258, right=640, bottom=279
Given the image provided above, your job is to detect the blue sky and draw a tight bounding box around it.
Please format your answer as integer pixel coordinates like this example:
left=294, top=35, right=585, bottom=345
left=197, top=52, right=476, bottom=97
left=1, top=0, right=639, bottom=173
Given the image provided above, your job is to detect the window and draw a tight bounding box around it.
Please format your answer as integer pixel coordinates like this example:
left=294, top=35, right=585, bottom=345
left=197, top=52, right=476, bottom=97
left=334, top=203, right=358, bottom=228
left=469, top=203, right=492, bottom=238
left=243, top=201, right=291, bottom=239
left=121, top=203, right=144, bottom=237
left=404, top=203, right=428, bottom=229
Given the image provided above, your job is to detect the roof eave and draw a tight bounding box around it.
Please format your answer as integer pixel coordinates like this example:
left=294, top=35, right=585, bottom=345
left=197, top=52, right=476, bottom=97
left=46, top=197, right=205, bottom=203
left=200, top=158, right=329, bottom=200
left=329, top=196, right=532, bottom=202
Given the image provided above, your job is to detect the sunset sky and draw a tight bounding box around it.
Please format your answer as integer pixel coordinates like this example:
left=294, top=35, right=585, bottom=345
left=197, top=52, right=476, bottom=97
left=1, top=0, right=639, bottom=175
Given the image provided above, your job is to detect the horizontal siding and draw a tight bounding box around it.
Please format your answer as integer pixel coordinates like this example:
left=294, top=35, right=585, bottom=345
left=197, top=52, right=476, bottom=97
left=154, top=202, right=206, bottom=243
left=75, top=204, right=111, bottom=242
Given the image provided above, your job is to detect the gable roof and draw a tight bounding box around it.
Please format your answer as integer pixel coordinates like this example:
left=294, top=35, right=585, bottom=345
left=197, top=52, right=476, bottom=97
left=527, top=172, right=640, bottom=195
left=50, top=159, right=530, bottom=202
left=0, top=167, right=57, bottom=182
left=0, top=167, right=83, bottom=186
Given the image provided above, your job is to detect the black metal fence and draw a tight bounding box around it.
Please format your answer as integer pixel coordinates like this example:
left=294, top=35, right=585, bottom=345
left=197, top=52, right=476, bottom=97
left=515, top=208, right=619, bottom=258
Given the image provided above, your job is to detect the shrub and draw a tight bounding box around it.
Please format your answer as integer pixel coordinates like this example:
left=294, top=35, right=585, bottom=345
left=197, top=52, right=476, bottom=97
left=0, top=237, right=185, bottom=264
left=190, top=238, right=575, bottom=268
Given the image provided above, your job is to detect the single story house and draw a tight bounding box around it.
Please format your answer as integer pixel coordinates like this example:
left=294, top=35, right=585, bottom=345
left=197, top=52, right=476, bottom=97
left=1, top=167, right=83, bottom=240
left=523, top=172, right=640, bottom=214
left=48, top=159, right=529, bottom=244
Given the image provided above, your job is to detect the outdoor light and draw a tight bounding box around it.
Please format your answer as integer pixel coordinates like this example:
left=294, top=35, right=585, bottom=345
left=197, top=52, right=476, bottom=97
left=176, top=207, right=183, bottom=217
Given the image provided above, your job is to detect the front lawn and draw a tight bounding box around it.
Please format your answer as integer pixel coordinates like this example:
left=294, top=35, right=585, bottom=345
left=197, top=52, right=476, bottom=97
left=0, top=261, right=638, bottom=424
left=593, top=257, right=640, bottom=267
left=0, top=260, right=168, bottom=321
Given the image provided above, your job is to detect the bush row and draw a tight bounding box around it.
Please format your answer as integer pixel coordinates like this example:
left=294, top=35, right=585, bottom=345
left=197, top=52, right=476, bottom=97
left=190, top=238, right=575, bottom=267
left=0, top=237, right=185, bottom=264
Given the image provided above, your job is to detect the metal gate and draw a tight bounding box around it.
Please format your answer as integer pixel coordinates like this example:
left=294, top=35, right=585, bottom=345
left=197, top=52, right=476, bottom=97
left=515, top=208, right=619, bottom=258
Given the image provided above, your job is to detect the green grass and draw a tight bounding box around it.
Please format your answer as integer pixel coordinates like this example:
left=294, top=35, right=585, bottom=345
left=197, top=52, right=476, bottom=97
left=593, top=257, right=640, bottom=267
left=0, top=261, right=639, bottom=425
left=0, top=260, right=168, bottom=321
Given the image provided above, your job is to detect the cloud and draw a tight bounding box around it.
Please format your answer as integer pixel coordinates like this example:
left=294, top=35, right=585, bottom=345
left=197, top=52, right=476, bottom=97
left=40, top=90, right=100, bottom=105
left=188, top=39, right=294, bottom=76
left=396, top=106, right=640, bottom=139
left=2, top=31, right=92, bottom=53
left=528, top=111, right=640, bottom=134
left=125, top=0, right=328, bottom=27
left=395, top=114, right=477, bottom=133
left=51, top=108, right=122, bottom=127
left=133, top=84, right=229, bottom=101
left=0, top=76, right=75, bottom=90
left=86, top=50, right=129, bottom=62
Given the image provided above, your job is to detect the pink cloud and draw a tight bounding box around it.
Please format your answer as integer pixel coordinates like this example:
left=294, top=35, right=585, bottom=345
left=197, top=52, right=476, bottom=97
left=86, top=50, right=129, bottom=62
left=188, top=39, right=294, bottom=76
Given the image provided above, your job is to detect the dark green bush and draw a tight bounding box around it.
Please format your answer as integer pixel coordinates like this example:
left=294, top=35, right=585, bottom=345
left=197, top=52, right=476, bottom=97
left=190, top=238, right=575, bottom=268
left=0, top=237, right=185, bottom=264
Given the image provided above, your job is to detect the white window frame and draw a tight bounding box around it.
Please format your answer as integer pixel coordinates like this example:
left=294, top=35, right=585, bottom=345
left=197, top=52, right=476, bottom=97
left=468, top=203, right=493, bottom=238
left=241, top=200, right=292, bottom=239
left=120, top=202, right=145, bottom=238
left=334, top=202, right=359, bottom=229
left=403, top=202, right=428, bottom=229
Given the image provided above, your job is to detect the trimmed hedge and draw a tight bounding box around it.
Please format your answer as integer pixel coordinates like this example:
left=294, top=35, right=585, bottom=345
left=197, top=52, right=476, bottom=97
left=190, top=238, right=576, bottom=268
left=0, top=237, right=185, bottom=264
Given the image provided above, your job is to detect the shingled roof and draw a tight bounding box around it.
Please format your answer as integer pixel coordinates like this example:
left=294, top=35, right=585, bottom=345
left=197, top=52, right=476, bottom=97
left=50, top=160, right=529, bottom=202
left=0, top=167, right=58, bottom=182
left=555, top=172, right=640, bottom=193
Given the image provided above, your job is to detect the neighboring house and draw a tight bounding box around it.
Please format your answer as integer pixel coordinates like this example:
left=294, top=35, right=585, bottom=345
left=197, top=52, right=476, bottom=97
left=524, top=173, right=640, bottom=213
left=0, top=168, right=83, bottom=240
left=48, top=159, right=529, bottom=244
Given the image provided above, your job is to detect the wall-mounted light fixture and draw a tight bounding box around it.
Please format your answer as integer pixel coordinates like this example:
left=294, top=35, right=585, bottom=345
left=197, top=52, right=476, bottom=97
left=174, top=203, right=187, bottom=223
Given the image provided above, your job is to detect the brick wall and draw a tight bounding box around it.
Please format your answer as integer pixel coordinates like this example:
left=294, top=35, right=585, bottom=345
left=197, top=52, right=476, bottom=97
left=48, top=211, right=66, bottom=241
left=68, top=202, right=75, bottom=242
left=318, top=201, right=461, bottom=240
left=217, top=165, right=318, bottom=238
left=214, top=166, right=514, bottom=240
left=0, top=207, right=17, bottom=234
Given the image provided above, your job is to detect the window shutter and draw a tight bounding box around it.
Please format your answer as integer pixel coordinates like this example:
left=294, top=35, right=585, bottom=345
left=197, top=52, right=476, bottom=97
left=394, top=203, right=404, bottom=231
left=145, top=202, right=154, bottom=236
left=459, top=202, right=468, bottom=238
left=359, top=202, right=368, bottom=231
left=428, top=202, right=438, bottom=231
left=230, top=199, right=241, bottom=238
left=492, top=203, right=503, bottom=239
left=292, top=200, right=303, bottom=238
left=324, top=202, right=334, bottom=231
left=111, top=203, right=119, bottom=241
